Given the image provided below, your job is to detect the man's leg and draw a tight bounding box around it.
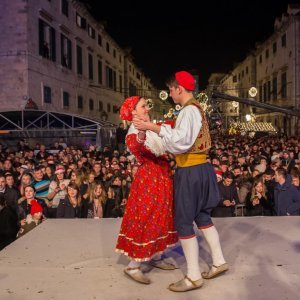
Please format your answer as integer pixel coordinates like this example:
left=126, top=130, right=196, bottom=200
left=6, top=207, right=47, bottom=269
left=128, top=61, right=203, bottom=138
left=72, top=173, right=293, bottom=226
left=180, top=236, right=201, bottom=281
left=199, top=223, right=228, bottom=279
left=200, top=225, right=226, bottom=267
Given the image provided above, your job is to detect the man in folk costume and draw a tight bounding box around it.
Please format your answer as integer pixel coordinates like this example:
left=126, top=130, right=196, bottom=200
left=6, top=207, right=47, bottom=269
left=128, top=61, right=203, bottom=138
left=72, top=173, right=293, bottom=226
left=133, top=71, right=228, bottom=292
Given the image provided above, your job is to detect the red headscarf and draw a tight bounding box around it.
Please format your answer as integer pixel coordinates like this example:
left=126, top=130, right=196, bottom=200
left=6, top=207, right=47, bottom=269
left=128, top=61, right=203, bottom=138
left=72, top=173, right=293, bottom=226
left=119, top=96, right=141, bottom=121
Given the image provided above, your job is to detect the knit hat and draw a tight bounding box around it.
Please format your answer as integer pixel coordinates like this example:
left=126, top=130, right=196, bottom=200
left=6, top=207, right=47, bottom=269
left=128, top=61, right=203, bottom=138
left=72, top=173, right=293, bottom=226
left=55, top=165, right=65, bottom=174
left=30, top=199, right=43, bottom=215
left=215, top=170, right=223, bottom=181
left=47, top=157, right=54, bottom=164
left=120, top=96, right=141, bottom=121
left=175, top=71, right=195, bottom=91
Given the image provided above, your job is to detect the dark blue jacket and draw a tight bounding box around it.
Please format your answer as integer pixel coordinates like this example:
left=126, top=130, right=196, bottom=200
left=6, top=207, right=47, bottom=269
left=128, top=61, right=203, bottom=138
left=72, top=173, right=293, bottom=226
left=274, top=179, right=300, bottom=216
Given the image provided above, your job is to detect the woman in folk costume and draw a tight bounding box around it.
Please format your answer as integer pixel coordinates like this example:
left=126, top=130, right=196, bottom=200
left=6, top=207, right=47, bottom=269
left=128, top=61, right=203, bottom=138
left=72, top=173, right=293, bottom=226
left=115, top=96, right=178, bottom=284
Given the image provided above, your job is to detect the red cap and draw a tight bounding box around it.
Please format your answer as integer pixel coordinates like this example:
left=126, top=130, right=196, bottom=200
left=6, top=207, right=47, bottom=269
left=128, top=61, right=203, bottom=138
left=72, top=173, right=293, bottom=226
left=215, top=170, right=223, bottom=177
left=175, top=71, right=195, bottom=91
left=120, top=96, right=141, bottom=121
left=55, top=165, right=65, bottom=174
left=30, top=200, right=43, bottom=215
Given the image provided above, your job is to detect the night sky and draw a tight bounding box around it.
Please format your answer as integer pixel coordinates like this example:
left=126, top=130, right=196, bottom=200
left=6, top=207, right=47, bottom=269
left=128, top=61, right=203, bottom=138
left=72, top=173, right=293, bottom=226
left=82, top=0, right=299, bottom=89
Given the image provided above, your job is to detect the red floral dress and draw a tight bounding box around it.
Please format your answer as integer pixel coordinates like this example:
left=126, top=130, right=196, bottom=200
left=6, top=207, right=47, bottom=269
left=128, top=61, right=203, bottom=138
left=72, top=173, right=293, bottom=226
left=116, top=133, right=178, bottom=261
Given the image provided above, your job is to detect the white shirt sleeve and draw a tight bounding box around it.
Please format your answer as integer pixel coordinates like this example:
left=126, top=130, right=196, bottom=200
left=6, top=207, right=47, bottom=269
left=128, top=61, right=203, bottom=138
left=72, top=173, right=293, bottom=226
left=159, top=105, right=202, bottom=154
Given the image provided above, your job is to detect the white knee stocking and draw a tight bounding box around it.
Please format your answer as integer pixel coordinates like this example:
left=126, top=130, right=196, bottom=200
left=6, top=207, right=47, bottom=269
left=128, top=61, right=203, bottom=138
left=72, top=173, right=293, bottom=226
left=201, top=225, right=226, bottom=266
left=180, top=237, right=201, bottom=281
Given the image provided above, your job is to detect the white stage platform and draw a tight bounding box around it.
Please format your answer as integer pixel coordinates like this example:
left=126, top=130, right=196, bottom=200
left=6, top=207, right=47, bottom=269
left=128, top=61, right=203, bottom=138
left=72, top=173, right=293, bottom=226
left=0, top=217, right=300, bottom=300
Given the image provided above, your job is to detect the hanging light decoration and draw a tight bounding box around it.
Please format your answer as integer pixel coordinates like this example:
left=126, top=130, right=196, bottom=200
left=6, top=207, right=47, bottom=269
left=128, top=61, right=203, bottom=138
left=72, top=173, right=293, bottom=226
left=159, top=90, right=168, bottom=101
left=248, top=87, right=258, bottom=97
left=146, top=98, right=154, bottom=110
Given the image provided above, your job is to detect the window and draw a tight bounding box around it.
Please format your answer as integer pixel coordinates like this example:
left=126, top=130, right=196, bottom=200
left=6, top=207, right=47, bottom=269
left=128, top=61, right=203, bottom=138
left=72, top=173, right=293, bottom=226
left=77, top=95, right=83, bottom=109
left=113, top=105, right=119, bottom=113
left=265, top=49, right=269, bottom=59
left=98, top=60, right=102, bottom=84
left=267, top=81, right=271, bottom=101
left=113, top=49, right=116, bottom=58
left=119, top=74, right=123, bottom=92
left=61, top=34, right=72, bottom=69
left=241, top=70, right=244, bottom=78
left=129, top=82, right=137, bottom=96
left=281, top=72, right=287, bottom=98
left=98, top=34, right=102, bottom=46
left=259, top=55, right=262, bottom=64
left=44, top=86, right=51, bottom=103
left=233, top=76, right=237, bottom=83
left=263, top=82, right=267, bottom=103
left=113, top=71, right=116, bottom=91
left=76, top=13, right=86, bottom=29
left=88, top=25, right=95, bottom=39
left=106, top=42, right=110, bottom=53
left=107, top=103, right=111, bottom=112
left=272, top=76, right=277, bottom=100
left=39, top=19, right=56, bottom=61
left=76, top=45, right=82, bottom=75
left=88, top=53, right=93, bottom=80
left=137, top=72, right=141, bottom=80
left=281, top=34, right=286, bottom=47
left=259, top=85, right=262, bottom=102
left=63, top=91, right=69, bottom=107
left=273, top=42, right=277, bottom=54
left=98, top=100, right=103, bottom=111
left=89, top=99, right=94, bottom=110
left=106, top=66, right=113, bottom=88
left=61, top=0, right=69, bottom=17
left=246, top=66, right=248, bottom=74
left=119, top=55, right=122, bottom=63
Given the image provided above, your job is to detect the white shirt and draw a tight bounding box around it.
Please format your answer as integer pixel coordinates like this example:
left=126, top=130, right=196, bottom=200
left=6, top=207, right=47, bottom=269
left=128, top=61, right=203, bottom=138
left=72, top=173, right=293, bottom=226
left=159, top=105, right=202, bottom=155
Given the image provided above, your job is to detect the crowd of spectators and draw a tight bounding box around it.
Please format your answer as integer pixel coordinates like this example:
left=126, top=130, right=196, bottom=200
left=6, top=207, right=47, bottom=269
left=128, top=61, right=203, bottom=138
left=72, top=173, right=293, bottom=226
left=0, top=134, right=300, bottom=250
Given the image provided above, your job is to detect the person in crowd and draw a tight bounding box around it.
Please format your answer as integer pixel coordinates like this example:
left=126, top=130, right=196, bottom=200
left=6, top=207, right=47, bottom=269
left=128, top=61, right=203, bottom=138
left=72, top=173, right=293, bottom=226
left=104, top=183, right=125, bottom=218
left=56, top=182, right=82, bottom=218
left=116, top=95, right=178, bottom=285
left=82, top=182, right=107, bottom=218
left=18, top=172, right=33, bottom=203
left=291, top=172, right=300, bottom=190
left=245, top=177, right=273, bottom=216
left=5, top=173, right=17, bottom=189
left=212, top=171, right=238, bottom=217
left=281, top=150, right=295, bottom=174
left=0, top=193, right=19, bottom=250
left=116, top=122, right=128, bottom=153
left=92, top=162, right=102, bottom=182
left=17, top=199, right=44, bottom=238
left=32, top=166, right=50, bottom=206
left=17, top=185, right=47, bottom=221
left=274, top=167, right=300, bottom=216
left=35, top=144, right=49, bottom=161
left=0, top=174, right=20, bottom=210
left=133, top=71, right=228, bottom=292
left=44, top=165, right=55, bottom=181
left=69, top=169, right=87, bottom=196
left=47, top=165, right=70, bottom=218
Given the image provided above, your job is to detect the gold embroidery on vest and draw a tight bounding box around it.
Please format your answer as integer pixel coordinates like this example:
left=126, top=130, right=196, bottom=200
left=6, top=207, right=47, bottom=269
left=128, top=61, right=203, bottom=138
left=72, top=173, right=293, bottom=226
left=181, top=98, right=211, bottom=154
